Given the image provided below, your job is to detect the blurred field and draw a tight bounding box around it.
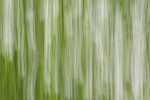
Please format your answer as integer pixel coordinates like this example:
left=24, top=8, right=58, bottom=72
left=0, top=0, right=150, bottom=100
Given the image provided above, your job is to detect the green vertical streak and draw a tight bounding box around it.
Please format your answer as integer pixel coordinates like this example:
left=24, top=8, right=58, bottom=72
left=0, top=0, right=2, bottom=98
left=14, top=0, right=26, bottom=99
left=34, top=0, right=45, bottom=100
left=144, top=0, right=150, bottom=99
left=22, top=0, right=29, bottom=99
left=58, top=0, right=66, bottom=99
left=119, top=0, right=133, bottom=100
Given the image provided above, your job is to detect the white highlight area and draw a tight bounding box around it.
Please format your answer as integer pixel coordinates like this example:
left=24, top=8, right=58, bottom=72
left=114, top=6, right=123, bottom=100
left=132, top=0, right=145, bottom=100
left=2, top=0, right=14, bottom=60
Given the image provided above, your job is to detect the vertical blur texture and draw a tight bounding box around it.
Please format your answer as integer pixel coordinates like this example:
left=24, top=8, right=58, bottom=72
left=0, top=0, right=150, bottom=100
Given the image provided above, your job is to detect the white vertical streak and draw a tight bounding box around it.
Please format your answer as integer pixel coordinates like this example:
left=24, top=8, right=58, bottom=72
left=114, top=6, right=123, bottom=100
left=43, top=0, right=51, bottom=93
left=84, top=1, right=93, bottom=99
left=64, top=12, right=73, bottom=100
left=3, top=0, right=14, bottom=60
left=94, top=0, right=109, bottom=99
left=132, top=0, right=145, bottom=100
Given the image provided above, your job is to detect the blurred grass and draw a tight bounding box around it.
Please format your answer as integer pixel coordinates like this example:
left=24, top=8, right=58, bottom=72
left=0, top=0, right=150, bottom=100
